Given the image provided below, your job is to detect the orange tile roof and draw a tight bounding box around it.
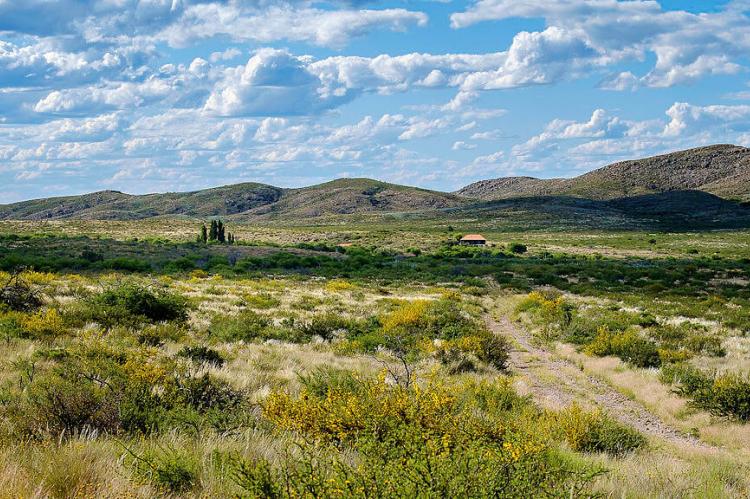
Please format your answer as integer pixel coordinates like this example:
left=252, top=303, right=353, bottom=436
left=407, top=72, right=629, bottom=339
left=460, top=234, right=486, bottom=241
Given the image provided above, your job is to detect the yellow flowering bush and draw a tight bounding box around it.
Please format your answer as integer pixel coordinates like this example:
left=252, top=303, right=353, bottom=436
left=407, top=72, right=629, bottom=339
left=325, top=279, right=356, bottom=292
left=254, top=374, right=596, bottom=497
left=18, top=308, right=67, bottom=340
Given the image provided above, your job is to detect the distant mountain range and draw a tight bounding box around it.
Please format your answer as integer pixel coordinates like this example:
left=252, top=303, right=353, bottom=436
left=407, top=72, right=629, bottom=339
left=2, top=144, right=750, bottom=229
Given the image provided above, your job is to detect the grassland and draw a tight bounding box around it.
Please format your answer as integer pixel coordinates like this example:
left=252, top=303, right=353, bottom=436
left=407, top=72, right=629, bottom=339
left=0, top=219, right=748, bottom=497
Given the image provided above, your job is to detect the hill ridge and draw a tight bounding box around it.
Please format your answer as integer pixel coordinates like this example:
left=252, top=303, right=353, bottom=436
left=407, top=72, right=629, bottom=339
left=2, top=144, right=749, bottom=221
left=457, top=144, right=750, bottom=202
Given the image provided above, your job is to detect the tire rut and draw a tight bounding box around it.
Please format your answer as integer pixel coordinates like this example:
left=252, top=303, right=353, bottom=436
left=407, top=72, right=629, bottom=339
left=487, top=314, right=714, bottom=449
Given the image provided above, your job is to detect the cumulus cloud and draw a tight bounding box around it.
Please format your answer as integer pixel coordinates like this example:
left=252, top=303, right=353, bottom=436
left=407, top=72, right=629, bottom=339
left=663, top=102, right=750, bottom=137
left=451, top=0, right=750, bottom=89
left=203, top=49, right=352, bottom=117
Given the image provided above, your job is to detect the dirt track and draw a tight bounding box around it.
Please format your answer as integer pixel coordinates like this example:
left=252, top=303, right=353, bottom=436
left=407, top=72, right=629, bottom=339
left=487, top=314, right=714, bottom=449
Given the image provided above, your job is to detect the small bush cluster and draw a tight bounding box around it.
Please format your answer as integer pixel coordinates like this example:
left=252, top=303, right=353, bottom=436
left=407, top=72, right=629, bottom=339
left=2, top=338, right=249, bottom=438
left=661, top=364, right=750, bottom=421
left=518, top=294, right=727, bottom=371
left=340, top=296, right=511, bottom=371
left=516, top=291, right=574, bottom=341
left=68, top=283, right=189, bottom=328
left=551, top=405, right=646, bottom=456
left=584, top=327, right=661, bottom=368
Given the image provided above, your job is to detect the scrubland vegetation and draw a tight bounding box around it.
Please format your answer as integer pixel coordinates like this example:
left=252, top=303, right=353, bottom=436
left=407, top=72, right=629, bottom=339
left=0, top=221, right=748, bottom=497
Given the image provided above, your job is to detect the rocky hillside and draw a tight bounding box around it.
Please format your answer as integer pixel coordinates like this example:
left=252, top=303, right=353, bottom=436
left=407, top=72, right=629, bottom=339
left=457, top=145, right=750, bottom=202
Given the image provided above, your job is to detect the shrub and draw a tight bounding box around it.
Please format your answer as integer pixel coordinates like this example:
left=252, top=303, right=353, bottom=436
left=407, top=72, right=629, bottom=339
left=231, top=457, right=281, bottom=498
left=18, top=308, right=67, bottom=340
left=177, top=345, right=225, bottom=367
left=685, top=334, right=726, bottom=357
left=78, top=283, right=189, bottom=327
left=137, top=323, right=187, bottom=346
left=554, top=405, right=646, bottom=456
left=0, top=272, right=43, bottom=312
left=585, top=328, right=660, bottom=368
left=325, top=279, right=356, bottom=292
left=297, top=366, right=361, bottom=397
left=298, top=313, right=351, bottom=341
left=509, top=242, right=528, bottom=254
left=662, top=364, right=750, bottom=421
left=241, top=292, right=281, bottom=309
left=261, top=376, right=596, bottom=497
left=516, top=291, right=574, bottom=340
left=209, top=310, right=271, bottom=342
left=129, top=446, right=199, bottom=493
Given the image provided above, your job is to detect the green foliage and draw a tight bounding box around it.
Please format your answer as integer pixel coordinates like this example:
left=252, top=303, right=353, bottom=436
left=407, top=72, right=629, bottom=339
left=71, top=283, right=189, bottom=328
left=662, top=364, right=750, bottom=421
left=516, top=291, right=575, bottom=341
left=261, top=376, right=597, bottom=497
left=553, top=405, right=646, bottom=456
left=584, top=328, right=661, bottom=368
left=209, top=310, right=271, bottom=342
left=4, top=338, right=249, bottom=437
left=137, top=323, right=187, bottom=346
left=129, top=445, right=199, bottom=493
left=0, top=272, right=42, bottom=312
left=509, top=242, right=528, bottom=254
left=241, top=292, right=280, bottom=309
left=297, top=366, right=362, bottom=398
left=177, top=345, right=225, bottom=367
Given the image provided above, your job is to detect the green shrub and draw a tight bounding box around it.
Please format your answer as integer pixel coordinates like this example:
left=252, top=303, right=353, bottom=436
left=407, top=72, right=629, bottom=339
left=297, top=313, right=352, bottom=341
left=509, top=242, right=528, bottom=254
left=662, top=364, right=750, bottom=421
left=130, top=446, right=199, bottom=493
left=685, top=334, right=726, bottom=357
left=261, top=376, right=596, bottom=497
left=209, top=310, right=271, bottom=342
left=554, top=405, right=646, bottom=456
left=242, top=292, right=281, bottom=309
left=585, top=328, right=660, bottom=368
left=177, top=345, right=225, bottom=367
left=298, top=366, right=361, bottom=398
left=75, top=283, right=189, bottom=328
left=476, top=330, right=511, bottom=371
left=137, top=323, right=187, bottom=346
left=231, top=457, right=281, bottom=499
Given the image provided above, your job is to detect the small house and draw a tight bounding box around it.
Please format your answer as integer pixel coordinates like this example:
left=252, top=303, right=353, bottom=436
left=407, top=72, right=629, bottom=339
left=459, top=234, right=487, bottom=246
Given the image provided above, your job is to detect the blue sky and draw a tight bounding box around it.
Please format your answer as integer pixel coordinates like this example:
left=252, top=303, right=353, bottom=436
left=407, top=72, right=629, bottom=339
left=2, top=0, right=750, bottom=202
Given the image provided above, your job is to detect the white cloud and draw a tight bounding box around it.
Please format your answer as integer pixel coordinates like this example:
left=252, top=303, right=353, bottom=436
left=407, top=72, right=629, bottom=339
left=209, top=48, right=241, bottom=63
left=159, top=4, right=428, bottom=49
left=203, top=49, right=351, bottom=117
left=599, top=71, right=640, bottom=91
left=451, top=0, right=750, bottom=89
left=452, top=141, right=476, bottom=150
left=663, top=102, right=750, bottom=137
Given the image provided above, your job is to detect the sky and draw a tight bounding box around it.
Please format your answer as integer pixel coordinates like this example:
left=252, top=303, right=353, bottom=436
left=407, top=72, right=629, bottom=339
left=2, top=0, right=750, bottom=202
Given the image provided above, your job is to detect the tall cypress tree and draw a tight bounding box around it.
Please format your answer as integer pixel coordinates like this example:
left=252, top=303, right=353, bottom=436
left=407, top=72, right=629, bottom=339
left=209, top=220, right=218, bottom=241
left=200, top=224, right=208, bottom=243
left=217, top=220, right=226, bottom=243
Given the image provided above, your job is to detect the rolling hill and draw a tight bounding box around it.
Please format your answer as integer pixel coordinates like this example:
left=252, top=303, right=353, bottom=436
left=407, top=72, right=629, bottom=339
left=0, top=178, right=466, bottom=221
left=1, top=145, right=749, bottom=229
left=456, top=144, right=750, bottom=202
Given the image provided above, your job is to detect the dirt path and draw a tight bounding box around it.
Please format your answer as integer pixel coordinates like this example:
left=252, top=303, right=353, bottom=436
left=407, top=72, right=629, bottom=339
left=487, top=314, right=713, bottom=449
